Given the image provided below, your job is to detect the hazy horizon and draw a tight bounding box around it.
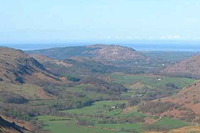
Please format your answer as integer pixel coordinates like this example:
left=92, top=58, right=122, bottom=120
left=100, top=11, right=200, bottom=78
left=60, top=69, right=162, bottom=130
left=1, top=0, right=200, bottom=44
left=1, top=41, right=200, bottom=51
left=1, top=0, right=200, bottom=51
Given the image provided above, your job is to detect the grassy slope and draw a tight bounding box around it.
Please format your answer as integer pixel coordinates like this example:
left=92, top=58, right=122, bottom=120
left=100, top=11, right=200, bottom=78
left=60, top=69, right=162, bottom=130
left=155, top=117, right=190, bottom=129
left=0, top=82, right=53, bottom=100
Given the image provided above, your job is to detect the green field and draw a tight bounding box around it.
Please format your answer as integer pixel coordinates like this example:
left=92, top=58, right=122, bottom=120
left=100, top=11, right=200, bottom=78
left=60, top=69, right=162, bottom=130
left=146, top=117, right=191, bottom=131
left=110, top=73, right=196, bottom=98
left=156, top=117, right=190, bottom=128
left=96, top=123, right=143, bottom=132
left=36, top=100, right=147, bottom=133
left=35, top=74, right=196, bottom=133
left=110, top=73, right=195, bottom=88
left=3, top=73, right=195, bottom=133
left=38, top=116, right=143, bottom=133
left=38, top=101, right=191, bottom=133
left=38, top=115, right=115, bottom=133
left=63, top=100, right=126, bottom=116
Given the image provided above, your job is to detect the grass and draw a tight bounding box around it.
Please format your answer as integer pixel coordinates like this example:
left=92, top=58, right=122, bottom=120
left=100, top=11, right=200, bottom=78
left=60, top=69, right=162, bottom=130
left=110, top=73, right=195, bottom=89
left=63, top=100, right=126, bottom=116
left=110, top=73, right=196, bottom=98
left=65, top=84, right=111, bottom=100
left=38, top=115, right=115, bottom=133
left=97, top=123, right=143, bottom=132
left=0, top=82, right=49, bottom=100
left=35, top=74, right=195, bottom=133
left=36, top=100, right=191, bottom=133
left=38, top=114, right=144, bottom=133
left=118, top=110, right=147, bottom=118
left=155, top=117, right=190, bottom=129
left=61, top=100, right=149, bottom=133
left=145, top=117, right=191, bottom=131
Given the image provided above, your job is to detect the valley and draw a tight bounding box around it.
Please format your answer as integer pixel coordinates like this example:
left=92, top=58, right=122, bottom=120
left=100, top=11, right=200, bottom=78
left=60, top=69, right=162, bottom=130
left=0, top=45, right=200, bottom=133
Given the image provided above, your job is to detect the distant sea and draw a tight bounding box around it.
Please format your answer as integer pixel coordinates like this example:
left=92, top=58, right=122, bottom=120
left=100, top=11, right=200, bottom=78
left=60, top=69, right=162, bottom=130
left=1, top=41, right=200, bottom=51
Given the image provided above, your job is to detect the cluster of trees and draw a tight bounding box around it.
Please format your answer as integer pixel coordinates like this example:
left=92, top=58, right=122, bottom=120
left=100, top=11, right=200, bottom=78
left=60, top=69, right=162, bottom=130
left=51, top=97, right=94, bottom=110
left=0, top=92, right=28, bottom=104
left=134, top=83, right=183, bottom=102
left=80, top=77, right=127, bottom=94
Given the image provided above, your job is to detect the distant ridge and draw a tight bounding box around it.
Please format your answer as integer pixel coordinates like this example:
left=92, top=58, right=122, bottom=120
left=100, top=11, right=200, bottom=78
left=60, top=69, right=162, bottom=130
left=28, top=44, right=146, bottom=61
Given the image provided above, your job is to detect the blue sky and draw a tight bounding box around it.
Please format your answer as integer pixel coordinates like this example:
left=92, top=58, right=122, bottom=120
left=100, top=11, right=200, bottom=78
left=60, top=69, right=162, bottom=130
left=0, top=0, right=200, bottom=44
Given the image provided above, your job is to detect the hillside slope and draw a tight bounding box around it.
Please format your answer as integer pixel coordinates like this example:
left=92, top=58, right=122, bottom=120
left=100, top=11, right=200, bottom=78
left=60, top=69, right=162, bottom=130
left=0, top=47, right=70, bottom=102
left=0, top=116, right=27, bottom=133
left=0, top=47, right=61, bottom=84
left=142, top=81, right=200, bottom=123
left=161, top=55, right=200, bottom=78
left=163, top=81, right=200, bottom=115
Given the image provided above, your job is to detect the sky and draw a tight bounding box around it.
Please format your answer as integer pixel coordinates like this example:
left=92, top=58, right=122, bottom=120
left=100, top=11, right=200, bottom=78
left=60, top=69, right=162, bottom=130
left=0, top=0, right=200, bottom=46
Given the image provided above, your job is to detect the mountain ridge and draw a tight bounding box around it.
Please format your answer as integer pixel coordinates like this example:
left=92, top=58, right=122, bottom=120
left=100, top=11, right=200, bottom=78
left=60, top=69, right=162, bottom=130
left=27, top=44, right=146, bottom=62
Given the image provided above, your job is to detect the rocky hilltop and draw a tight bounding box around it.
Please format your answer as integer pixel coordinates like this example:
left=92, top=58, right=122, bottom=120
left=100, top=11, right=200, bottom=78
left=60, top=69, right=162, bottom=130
left=85, top=44, right=146, bottom=61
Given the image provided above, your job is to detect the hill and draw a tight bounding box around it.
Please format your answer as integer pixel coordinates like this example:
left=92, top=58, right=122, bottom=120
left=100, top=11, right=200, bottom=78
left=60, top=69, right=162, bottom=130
left=28, top=45, right=152, bottom=76
left=161, top=55, right=200, bottom=78
left=0, top=47, right=68, bottom=106
left=162, top=81, right=200, bottom=117
left=0, top=47, right=62, bottom=84
left=30, top=54, right=73, bottom=68
left=28, top=44, right=146, bottom=62
left=139, top=81, right=200, bottom=123
left=0, top=116, right=27, bottom=133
